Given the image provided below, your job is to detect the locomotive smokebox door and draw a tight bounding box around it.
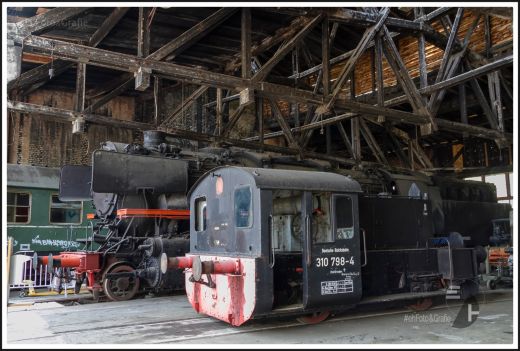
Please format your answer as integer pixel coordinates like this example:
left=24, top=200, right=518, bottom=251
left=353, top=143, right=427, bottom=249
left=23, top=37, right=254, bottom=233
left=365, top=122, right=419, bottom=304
left=302, top=192, right=362, bottom=309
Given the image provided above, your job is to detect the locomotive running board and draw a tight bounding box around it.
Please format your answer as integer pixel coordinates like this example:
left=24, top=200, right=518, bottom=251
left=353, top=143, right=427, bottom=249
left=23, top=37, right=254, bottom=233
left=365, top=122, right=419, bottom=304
left=117, top=208, right=190, bottom=219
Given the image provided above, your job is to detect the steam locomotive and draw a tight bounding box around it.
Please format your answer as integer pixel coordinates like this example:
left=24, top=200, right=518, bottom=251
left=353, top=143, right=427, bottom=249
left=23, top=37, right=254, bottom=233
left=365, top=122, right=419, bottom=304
left=36, top=130, right=510, bottom=305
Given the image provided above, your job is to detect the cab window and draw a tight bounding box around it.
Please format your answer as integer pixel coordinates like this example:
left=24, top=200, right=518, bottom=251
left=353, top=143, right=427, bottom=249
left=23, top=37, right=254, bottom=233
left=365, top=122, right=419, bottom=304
left=234, top=186, right=252, bottom=228
left=335, top=195, right=354, bottom=240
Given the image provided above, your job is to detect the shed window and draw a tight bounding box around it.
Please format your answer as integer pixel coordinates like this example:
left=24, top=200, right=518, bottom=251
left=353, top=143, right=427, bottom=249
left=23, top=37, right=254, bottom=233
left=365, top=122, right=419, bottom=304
left=195, top=197, right=207, bottom=231
left=235, top=186, right=252, bottom=228
left=7, top=192, right=31, bottom=223
left=50, top=195, right=82, bottom=224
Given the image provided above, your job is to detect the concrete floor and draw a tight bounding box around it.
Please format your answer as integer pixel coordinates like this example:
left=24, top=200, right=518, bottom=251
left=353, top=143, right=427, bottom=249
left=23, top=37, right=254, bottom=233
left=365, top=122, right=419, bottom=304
left=5, top=290, right=514, bottom=345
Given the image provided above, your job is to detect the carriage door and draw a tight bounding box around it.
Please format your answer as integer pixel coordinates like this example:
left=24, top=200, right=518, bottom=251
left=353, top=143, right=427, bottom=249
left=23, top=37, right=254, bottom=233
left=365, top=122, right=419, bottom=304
left=302, top=192, right=362, bottom=309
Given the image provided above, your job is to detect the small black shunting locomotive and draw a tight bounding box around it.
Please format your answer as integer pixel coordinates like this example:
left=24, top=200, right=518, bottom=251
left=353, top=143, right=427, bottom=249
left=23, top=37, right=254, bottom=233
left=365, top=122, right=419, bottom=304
left=161, top=166, right=510, bottom=326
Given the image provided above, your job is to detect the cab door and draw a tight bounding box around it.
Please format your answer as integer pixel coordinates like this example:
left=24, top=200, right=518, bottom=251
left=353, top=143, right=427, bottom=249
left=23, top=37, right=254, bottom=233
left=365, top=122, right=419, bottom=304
left=302, top=192, right=362, bottom=309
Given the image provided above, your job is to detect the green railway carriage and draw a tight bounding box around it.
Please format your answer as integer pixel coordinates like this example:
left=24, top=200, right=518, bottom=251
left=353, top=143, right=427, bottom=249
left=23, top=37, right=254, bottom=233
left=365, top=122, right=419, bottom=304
left=7, top=164, right=96, bottom=255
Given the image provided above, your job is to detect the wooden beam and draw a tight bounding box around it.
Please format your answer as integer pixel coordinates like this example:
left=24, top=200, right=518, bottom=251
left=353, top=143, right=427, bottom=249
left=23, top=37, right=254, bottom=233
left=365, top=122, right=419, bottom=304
left=161, top=85, right=209, bottom=127
left=148, top=8, right=238, bottom=61
left=225, top=15, right=315, bottom=72
left=241, top=8, right=252, bottom=79
left=433, top=9, right=464, bottom=87
left=359, top=118, right=387, bottom=165
left=381, top=25, right=437, bottom=132
left=8, top=8, right=127, bottom=94
left=468, top=76, right=499, bottom=130
left=252, top=13, right=323, bottom=82
left=15, top=34, right=512, bottom=142
left=221, top=104, right=246, bottom=137
left=336, top=121, right=356, bottom=160
left=7, top=100, right=152, bottom=131
left=89, top=7, right=129, bottom=47
left=385, top=124, right=411, bottom=168
left=269, top=99, right=297, bottom=147
left=83, top=78, right=134, bottom=113
left=318, top=7, right=390, bottom=114
left=420, top=55, right=512, bottom=95
left=14, top=7, right=90, bottom=34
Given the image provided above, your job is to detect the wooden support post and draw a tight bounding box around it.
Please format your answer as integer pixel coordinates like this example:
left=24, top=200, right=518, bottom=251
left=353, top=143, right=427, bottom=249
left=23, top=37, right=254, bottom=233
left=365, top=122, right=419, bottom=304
left=241, top=8, right=251, bottom=79
left=415, top=8, right=428, bottom=100
left=74, top=62, right=86, bottom=112
left=257, top=96, right=264, bottom=152
left=215, top=88, right=223, bottom=135
left=458, top=76, right=469, bottom=139
left=484, top=14, right=492, bottom=58
left=138, top=7, right=151, bottom=58
left=488, top=71, right=504, bottom=131
left=292, top=48, right=300, bottom=127
left=374, top=34, right=385, bottom=122
left=408, top=140, right=414, bottom=170
left=154, top=76, right=160, bottom=126
left=322, top=16, right=330, bottom=97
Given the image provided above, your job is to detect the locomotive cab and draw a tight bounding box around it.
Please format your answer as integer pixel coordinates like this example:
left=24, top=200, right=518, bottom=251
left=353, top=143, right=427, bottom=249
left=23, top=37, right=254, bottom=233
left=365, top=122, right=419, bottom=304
left=181, top=166, right=363, bottom=326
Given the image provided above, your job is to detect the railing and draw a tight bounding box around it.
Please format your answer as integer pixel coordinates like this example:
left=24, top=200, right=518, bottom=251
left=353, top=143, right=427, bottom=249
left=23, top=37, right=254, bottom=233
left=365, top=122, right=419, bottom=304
left=9, top=258, right=75, bottom=290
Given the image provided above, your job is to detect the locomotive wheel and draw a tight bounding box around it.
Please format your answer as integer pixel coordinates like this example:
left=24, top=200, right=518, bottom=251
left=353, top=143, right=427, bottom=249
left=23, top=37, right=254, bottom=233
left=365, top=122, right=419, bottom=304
left=407, top=298, right=433, bottom=311
left=296, top=311, right=330, bottom=324
left=103, top=264, right=140, bottom=301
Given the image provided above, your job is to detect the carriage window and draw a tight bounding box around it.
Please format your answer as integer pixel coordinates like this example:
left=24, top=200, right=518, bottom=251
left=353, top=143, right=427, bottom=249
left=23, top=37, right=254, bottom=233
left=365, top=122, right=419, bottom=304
left=235, top=186, right=252, bottom=228
left=335, top=196, right=354, bottom=240
left=50, top=195, right=82, bottom=224
left=7, top=192, right=31, bottom=223
left=195, top=197, right=207, bottom=232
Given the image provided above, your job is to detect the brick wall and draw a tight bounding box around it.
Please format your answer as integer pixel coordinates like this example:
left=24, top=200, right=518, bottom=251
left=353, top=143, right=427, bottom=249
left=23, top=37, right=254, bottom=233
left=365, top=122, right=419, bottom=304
left=8, top=89, right=140, bottom=167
